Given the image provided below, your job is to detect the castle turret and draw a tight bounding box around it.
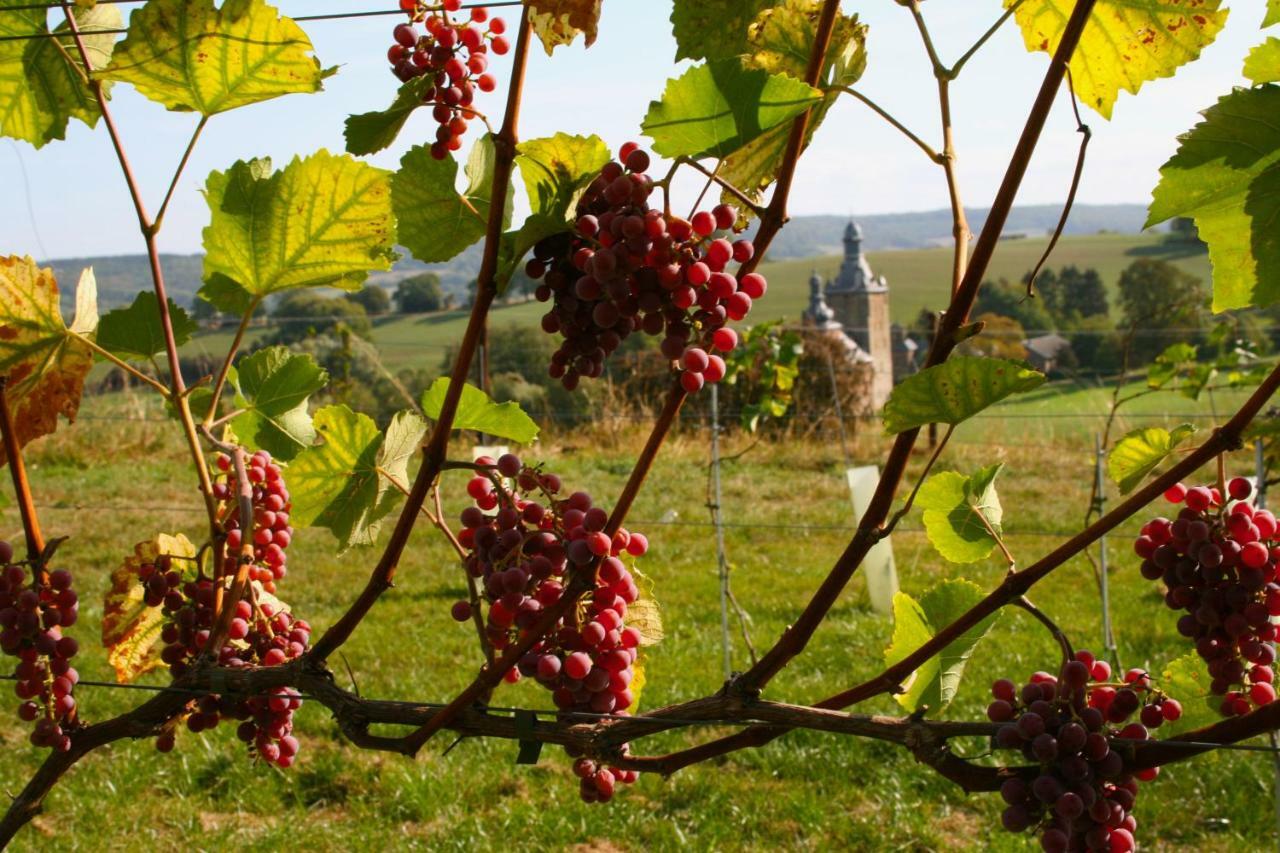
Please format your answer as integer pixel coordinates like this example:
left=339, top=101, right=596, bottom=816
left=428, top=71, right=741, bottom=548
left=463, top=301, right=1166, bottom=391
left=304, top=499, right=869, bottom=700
left=825, top=219, right=893, bottom=409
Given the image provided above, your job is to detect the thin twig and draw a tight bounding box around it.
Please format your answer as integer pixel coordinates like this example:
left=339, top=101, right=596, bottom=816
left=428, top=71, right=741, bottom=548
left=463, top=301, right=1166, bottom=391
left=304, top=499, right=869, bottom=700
left=70, top=332, right=171, bottom=396
left=882, top=423, right=955, bottom=536
left=203, top=299, right=261, bottom=426
left=153, top=116, right=209, bottom=233
left=949, top=0, right=1026, bottom=79
left=0, top=378, right=46, bottom=567
left=1013, top=596, right=1074, bottom=664
left=835, top=86, right=941, bottom=163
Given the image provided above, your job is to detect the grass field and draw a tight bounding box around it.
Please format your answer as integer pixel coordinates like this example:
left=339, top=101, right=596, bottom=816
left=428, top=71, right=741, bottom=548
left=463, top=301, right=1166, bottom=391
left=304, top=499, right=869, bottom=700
left=0, top=377, right=1274, bottom=851
left=178, top=233, right=1213, bottom=373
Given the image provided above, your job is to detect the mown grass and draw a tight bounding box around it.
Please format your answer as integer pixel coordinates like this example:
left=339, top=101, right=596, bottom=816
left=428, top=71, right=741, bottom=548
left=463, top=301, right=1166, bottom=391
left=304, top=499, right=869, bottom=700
left=0, top=384, right=1273, bottom=851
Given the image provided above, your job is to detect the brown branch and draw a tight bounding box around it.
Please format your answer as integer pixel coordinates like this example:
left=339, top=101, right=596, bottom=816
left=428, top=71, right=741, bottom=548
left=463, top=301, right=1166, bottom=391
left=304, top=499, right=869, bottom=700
left=310, top=5, right=535, bottom=664
left=0, top=377, right=46, bottom=567
left=203, top=298, right=261, bottom=426
left=734, top=0, right=1101, bottom=697
left=59, top=6, right=220, bottom=543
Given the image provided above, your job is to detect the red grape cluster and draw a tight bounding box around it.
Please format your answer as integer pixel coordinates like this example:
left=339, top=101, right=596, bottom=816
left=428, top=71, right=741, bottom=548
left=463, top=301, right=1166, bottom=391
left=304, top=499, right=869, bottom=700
left=211, top=449, right=293, bottom=595
left=452, top=452, right=646, bottom=801
left=1133, top=477, right=1279, bottom=716
left=388, top=0, right=508, bottom=160
left=991, top=650, right=1177, bottom=852
left=528, top=142, right=765, bottom=392
left=0, top=539, right=80, bottom=750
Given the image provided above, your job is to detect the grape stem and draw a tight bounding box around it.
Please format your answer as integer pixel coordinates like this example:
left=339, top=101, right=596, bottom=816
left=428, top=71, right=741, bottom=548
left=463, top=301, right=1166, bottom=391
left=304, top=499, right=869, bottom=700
left=0, top=377, right=47, bottom=572
left=197, top=426, right=256, bottom=654
left=203, top=296, right=263, bottom=427
left=59, top=4, right=221, bottom=549
left=1013, top=596, right=1075, bottom=665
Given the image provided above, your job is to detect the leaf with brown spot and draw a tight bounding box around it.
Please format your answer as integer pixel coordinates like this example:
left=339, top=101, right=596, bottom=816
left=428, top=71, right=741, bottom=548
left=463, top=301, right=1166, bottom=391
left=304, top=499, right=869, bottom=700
left=527, top=0, right=602, bottom=55
left=101, top=533, right=197, bottom=683
left=0, top=256, right=95, bottom=466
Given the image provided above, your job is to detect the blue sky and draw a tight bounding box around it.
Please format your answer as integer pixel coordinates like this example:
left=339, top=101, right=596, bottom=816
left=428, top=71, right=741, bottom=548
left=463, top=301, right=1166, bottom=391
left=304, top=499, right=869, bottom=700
left=1, top=0, right=1272, bottom=260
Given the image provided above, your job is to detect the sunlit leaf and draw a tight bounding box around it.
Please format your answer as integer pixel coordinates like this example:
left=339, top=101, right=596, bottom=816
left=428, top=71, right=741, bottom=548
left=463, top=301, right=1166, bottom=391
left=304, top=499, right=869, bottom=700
left=102, top=0, right=329, bottom=115
left=1161, top=652, right=1221, bottom=730
left=0, top=2, right=120, bottom=148
left=670, top=0, right=771, bottom=62
left=0, top=257, right=94, bottom=466
left=101, top=532, right=197, bottom=683
left=199, top=151, right=398, bottom=314
left=916, top=464, right=1006, bottom=564
left=881, top=356, right=1044, bottom=435
left=884, top=578, right=1000, bottom=714
left=1244, top=37, right=1280, bottom=84
left=641, top=59, right=822, bottom=160
left=344, top=77, right=431, bottom=156
left=1147, top=86, right=1280, bottom=312
left=1108, top=424, right=1197, bottom=494
left=421, top=378, right=539, bottom=444
left=1005, top=0, right=1228, bottom=119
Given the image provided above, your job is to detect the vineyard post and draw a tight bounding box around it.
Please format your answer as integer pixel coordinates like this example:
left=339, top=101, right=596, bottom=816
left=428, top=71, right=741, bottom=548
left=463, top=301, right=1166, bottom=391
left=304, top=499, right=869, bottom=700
left=1093, top=432, right=1117, bottom=665
left=709, top=381, right=733, bottom=680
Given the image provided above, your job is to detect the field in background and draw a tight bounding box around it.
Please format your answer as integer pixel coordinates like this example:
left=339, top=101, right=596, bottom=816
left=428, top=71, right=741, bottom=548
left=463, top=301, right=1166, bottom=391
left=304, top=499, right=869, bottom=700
left=0, top=385, right=1272, bottom=851
left=179, top=233, right=1212, bottom=372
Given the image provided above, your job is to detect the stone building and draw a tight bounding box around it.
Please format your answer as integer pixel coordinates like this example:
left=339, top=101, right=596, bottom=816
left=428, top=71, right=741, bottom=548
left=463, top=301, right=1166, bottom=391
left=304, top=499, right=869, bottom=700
left=803, top=220, right=902, bottom=410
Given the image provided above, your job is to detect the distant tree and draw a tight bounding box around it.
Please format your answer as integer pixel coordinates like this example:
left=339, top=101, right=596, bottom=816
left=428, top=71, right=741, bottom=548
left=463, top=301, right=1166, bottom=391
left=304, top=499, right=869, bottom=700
left=1117, top=259, right=1206, bottom=362
left=1028, top=267, right=1061, bottom=317
left=269, top=292, right=372, bottom=345
left=190, top=295, right=222, bottom=327
left=960, top=313, right=1027, bottom=360
left=974, top=278, right=1054, bottom=333
left=507, top=267, right=539, bottom=301
left=1059, top=266, right=1108, bottom=319
left=1169, top=216, right=1201, bottom=243
left=345, top=286, right=391, bottom=316
left=394, top=273, right=444, bottom=313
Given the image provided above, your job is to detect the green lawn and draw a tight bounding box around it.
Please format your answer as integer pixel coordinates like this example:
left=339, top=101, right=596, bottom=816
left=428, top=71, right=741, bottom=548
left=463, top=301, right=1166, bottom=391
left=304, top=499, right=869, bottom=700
left=0, top=386, right=1273, bottom=851
left=177, top=233, right=1212, bottom=373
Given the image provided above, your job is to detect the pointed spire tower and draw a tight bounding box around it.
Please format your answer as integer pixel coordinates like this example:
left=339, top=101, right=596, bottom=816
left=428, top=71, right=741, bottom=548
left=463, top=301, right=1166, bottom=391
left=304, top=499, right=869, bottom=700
left=825, top=219, right=893, bottom=408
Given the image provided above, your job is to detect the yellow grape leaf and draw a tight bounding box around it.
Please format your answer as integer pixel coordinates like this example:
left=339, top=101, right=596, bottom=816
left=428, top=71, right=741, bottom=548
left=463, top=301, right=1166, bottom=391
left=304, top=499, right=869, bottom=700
left=0, top=257, right=95, bottom=466
left=527, top=0, right=601, bottom=55
left=627, top=566, right=664, bottom=646
left=1005, top=0, right=1229, bottom=118
left=627, top=661, right=645, bottom=713
left=101, top=533, right=197, bottom=683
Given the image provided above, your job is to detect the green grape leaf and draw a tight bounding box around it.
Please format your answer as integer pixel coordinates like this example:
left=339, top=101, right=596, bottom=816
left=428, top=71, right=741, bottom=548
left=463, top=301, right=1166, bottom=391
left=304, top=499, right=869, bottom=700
left=496, top=214, right=572, bottom=292
left=641, top=59, right=822, bottom=160
left=517, top=133, right=609, bottom=221
left=101, top=532, right=197, bottom=683
left=0, top=2, right=120, bottom=148
left=376, top=409, right=429, bottom=493
left=0, top=257, right=95, bottom=466
left=421, top=378, right=539, bottom=445
left=881, top=356, right=1045, bottom=435
left=1267, top=0, right=1280, bottom=28
left=344, top=77, right=432, bottom=156
left=101, top=0, right=329, bottom=115
left=1244, top=38, right=1280, bottom=84
left=1107, top=424, right=1197, bottom=494
left=884, top=579, right=1001, bottom=714
left=1147, top=342, right=1198, bottom=388
left=528, top=0, right=602, bottom=55
left=1005, top=0, right=1228, bottom=119
left=94, top=291, right=198, bottom=360
left=721, top=3, right=867, bottom=200
left=393, top=136, right=510, bottom=265
left=1161, top=652, right=1220, bottom=730
left=1146, top=86, right=1280, bottom=312
left=916, top=464, right=1006, bottom=564
left=288, top=405, right=399, bottom=549
left=228, top=346, right=328, bottom=461
left=670, top=0, right=771, bottom=62
left=199, top=151, right=398, bottom=314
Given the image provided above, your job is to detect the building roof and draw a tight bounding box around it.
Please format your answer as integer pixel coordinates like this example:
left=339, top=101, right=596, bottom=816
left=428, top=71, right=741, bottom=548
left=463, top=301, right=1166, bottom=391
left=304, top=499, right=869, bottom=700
left=827, top=219, right=886, bottom=294
left=1023, top=333, right=1072, bottom=360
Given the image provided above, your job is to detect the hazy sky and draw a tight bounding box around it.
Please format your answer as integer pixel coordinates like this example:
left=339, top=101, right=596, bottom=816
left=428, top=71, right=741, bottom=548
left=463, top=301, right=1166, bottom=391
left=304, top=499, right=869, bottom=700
left=1, top=0, right=1272, bottom=261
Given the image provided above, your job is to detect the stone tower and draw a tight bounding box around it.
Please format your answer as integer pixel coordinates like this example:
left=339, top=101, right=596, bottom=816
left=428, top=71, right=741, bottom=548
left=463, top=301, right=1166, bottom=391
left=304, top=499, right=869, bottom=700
left=825, top=220, right=893, bottom=409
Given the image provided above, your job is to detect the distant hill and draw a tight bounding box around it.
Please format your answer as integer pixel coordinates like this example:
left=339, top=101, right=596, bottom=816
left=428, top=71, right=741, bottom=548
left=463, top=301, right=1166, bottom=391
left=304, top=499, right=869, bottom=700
left=45, top=203, right=1155, bottom=312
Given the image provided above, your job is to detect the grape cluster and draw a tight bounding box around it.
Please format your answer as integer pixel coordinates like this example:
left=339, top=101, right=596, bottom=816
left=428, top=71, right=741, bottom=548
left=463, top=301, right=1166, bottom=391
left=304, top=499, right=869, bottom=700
left=992, top=650, right=1178, bottom=852
left=144, top=451, right=310, bottom=765
left=453, top=452, right=646, bottom=801
left=0, top=539, right=80, bottom=750
left=211, top=449, right=293, bottom=595
left=388, top=0, right=508, bottom=160
left=528, top=142, right=765, bottom=392
left=1133, top=477, right=1279, bottom=716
